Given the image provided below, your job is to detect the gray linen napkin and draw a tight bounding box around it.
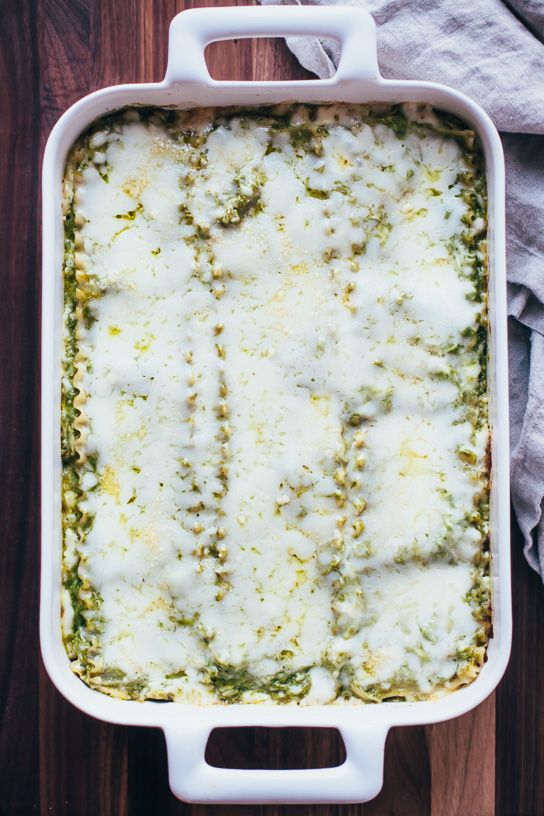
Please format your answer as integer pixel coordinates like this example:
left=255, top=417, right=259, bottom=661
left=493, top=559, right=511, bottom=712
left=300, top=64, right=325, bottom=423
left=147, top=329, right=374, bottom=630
left=260, top=0, right=544, bottom=575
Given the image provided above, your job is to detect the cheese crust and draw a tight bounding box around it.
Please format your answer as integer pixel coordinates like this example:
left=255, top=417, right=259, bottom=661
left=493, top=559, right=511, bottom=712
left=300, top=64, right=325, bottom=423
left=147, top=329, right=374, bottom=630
left=61, top=103, right=490, bottom=705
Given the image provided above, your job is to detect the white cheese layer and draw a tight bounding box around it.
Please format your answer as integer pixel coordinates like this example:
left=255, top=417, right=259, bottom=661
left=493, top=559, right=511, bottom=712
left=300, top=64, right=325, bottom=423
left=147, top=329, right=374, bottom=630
left=62, top=104, right=489, bottom=704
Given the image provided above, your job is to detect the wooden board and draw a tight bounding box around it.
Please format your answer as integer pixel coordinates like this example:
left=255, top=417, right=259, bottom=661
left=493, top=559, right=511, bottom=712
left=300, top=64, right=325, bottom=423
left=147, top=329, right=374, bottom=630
left=1, top=1, right=543, bottom=813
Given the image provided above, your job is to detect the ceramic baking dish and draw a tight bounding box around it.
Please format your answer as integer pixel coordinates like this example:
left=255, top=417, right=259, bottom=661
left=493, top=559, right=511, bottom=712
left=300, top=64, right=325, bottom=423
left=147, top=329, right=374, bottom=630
left=41, top=5, right=512, bottom=804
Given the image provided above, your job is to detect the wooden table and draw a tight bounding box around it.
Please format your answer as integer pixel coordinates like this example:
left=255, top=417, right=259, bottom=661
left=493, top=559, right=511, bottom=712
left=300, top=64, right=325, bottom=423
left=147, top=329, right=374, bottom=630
left=2, top=1, right=542, bottom=813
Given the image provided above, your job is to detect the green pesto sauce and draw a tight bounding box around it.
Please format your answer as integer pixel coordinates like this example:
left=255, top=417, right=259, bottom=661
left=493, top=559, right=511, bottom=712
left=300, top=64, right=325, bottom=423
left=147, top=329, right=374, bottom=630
left=207, top=664, right=312, bottom=703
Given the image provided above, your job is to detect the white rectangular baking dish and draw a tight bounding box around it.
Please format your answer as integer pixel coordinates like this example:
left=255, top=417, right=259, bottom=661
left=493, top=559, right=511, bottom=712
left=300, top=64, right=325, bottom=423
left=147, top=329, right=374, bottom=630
left=41, top=5, right=512, bottom=804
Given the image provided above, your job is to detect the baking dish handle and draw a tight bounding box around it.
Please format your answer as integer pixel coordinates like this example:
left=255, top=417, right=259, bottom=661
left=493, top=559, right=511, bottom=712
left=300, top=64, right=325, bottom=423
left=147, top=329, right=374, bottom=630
left=165, top=5, right=380, bottom=85
left=164, top=722, right=388, bottom=804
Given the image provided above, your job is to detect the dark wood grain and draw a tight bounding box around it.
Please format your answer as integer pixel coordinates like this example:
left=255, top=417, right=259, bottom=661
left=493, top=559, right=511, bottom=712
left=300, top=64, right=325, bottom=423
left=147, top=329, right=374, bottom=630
left=495, top=518, right=544, bottom=816
left=1, top=1, right=541, bottom=814
left=0, top=2, right=41, bottom=815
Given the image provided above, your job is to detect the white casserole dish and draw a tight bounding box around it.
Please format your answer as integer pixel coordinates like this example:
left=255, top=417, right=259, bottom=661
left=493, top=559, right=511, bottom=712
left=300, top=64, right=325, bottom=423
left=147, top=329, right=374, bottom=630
left=41, top=5, right=512, bottom=804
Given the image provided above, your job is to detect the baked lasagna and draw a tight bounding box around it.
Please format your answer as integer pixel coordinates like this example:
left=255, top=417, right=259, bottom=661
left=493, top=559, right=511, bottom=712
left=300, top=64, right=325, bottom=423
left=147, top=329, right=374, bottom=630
left=61, top=103, right=490, bottom=704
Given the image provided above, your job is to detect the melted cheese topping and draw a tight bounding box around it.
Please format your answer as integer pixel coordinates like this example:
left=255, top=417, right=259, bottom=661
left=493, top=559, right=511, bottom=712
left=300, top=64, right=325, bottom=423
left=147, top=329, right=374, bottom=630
left=61, top=104, right=490, bottom=705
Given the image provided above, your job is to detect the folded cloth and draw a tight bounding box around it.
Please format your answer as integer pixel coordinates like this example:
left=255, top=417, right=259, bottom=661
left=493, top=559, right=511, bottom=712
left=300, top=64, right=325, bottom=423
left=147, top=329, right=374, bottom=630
left=260, top=0, right=544, bottom=575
